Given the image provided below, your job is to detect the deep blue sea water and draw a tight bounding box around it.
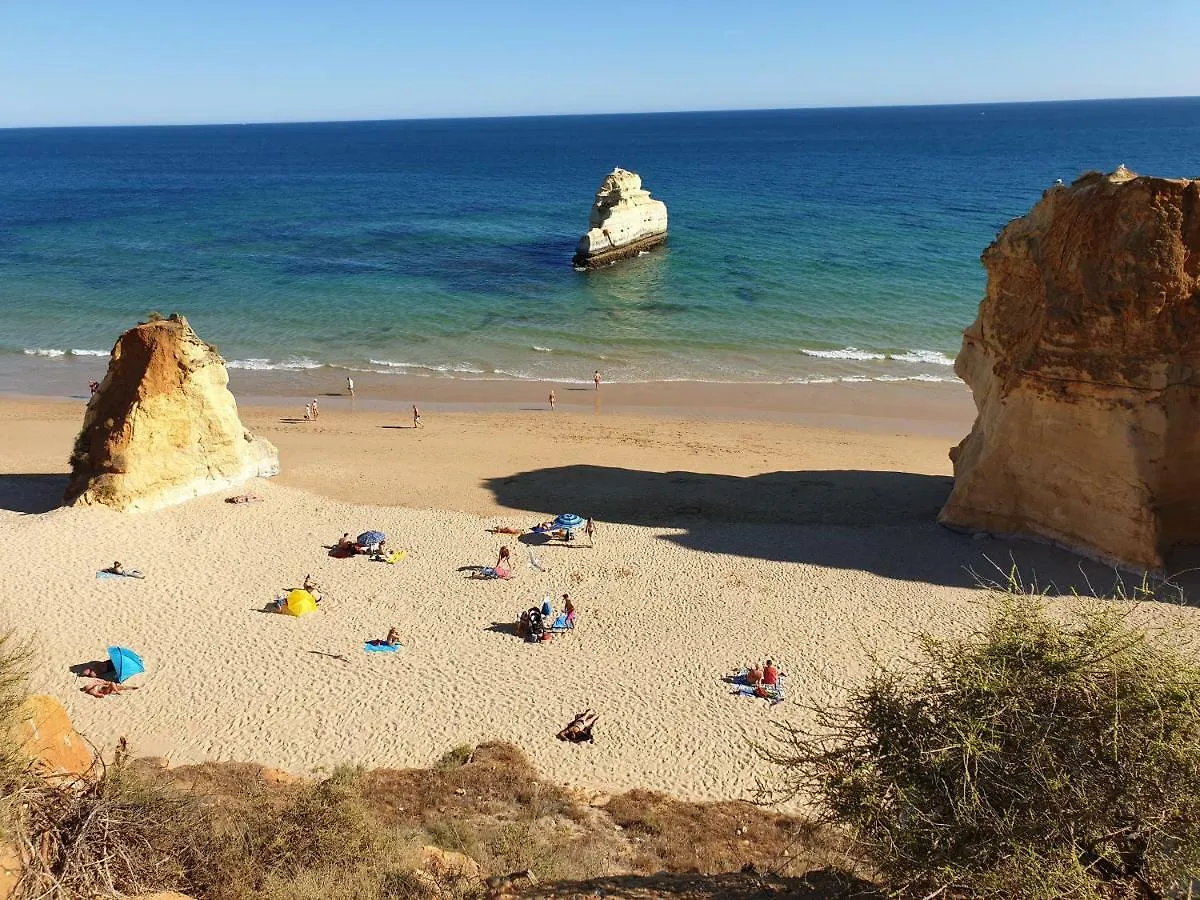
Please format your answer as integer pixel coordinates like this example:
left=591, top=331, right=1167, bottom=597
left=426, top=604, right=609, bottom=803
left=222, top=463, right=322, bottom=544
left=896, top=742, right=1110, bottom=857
left=1, top=98, right=1198, bottom=387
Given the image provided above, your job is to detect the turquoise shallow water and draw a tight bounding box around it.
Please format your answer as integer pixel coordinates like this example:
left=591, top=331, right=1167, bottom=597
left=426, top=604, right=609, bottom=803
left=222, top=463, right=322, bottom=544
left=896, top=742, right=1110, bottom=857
left=1, top=98, right=1198, bottom=388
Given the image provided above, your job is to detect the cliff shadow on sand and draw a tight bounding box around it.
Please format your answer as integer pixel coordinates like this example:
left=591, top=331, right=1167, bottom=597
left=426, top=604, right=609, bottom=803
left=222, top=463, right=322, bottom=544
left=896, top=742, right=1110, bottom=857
left=485, top=465, right=1200, bottom=600
left=0, top=473, right=69, bottom=515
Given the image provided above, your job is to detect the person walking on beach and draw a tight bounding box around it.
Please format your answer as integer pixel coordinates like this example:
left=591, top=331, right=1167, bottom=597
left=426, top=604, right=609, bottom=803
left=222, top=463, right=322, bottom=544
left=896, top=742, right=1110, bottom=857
left=88, top=379, right=99, bottom=396
left=549, top=389, right=556, bottom=410
left=412, top=404, right=422, bottom=428
left=346, top=376, right=355, bottom=397
left=585, top=516, right=595, bottom=547
left=304, top=403, right=312, bottom=421
left=593, top=370, right=601, bottom=391
left=311, top=398, right=319, bottom=419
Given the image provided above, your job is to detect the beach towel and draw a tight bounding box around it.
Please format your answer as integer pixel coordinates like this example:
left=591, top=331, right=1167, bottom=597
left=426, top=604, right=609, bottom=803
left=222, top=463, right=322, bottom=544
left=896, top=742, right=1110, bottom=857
left=96, top=570, right=144, bottom=580
left=475, top=566, right=513, bottom=580
left=730, top=679, right=786, bottom=705
left=384, top=549, right=407, bottom=564
left=364, top=641, right=401, bottom=653
left=548, top=613, right=573, bottom=631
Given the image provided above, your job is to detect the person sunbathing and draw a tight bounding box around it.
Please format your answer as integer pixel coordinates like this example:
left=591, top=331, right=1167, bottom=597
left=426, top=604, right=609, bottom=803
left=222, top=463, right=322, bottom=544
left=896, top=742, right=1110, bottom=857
left=385, top=627, right=401, bottom=647
left=335, top=533, right=355, bottom=552
left=557, top=709, right=598, bottom=743
left=763, top=660, right=779, bottom=686
left=302, top=574, right=323, bottom=602
left=225, top=493, right=262, bottom=504
left=106, top=561, right=145, bottom=579
left=746, top=664, right=763, bottom=686
left=81, top=680, right=138, bottom=698
left=488, top=525, right=524, bottom=535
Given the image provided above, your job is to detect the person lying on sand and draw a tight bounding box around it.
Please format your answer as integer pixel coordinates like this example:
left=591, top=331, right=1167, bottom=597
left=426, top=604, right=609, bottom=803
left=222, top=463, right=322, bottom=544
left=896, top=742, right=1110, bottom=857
left=81, top=680, right=138, bottom=698
left=302, top=574, right=323, bottom=602
left=225, top=493, right=262, bottom=504
left=105, top=561, right=145, bottom=579
left=488, top=525, right=524, bottom=535
left=79, top=660, right=116, bottom=680
left=557, top=710, right=598, bottom=743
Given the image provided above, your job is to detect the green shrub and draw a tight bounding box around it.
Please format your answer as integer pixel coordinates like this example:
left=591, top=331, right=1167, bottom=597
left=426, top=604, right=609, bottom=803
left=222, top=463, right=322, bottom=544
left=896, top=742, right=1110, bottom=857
left=764, top=589, right=1200, bottom=898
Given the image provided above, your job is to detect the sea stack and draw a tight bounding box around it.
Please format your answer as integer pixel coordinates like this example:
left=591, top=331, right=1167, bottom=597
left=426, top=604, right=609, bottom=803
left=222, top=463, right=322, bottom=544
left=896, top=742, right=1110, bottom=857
left=65, top=314, right=279, bottom=512
left=939, top=167, right=1200, bottom=571
left=572, top=168, right=668, bottom=268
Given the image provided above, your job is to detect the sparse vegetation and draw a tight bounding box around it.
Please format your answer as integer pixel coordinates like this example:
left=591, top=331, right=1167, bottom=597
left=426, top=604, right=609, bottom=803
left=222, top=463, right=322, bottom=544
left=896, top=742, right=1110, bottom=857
left=763, top=587, right=1200, bottom=898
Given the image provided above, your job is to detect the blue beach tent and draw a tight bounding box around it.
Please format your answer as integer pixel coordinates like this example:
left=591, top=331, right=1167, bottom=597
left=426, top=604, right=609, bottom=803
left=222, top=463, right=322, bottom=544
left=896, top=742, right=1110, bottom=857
left=107, top=646, right=145, bottom=683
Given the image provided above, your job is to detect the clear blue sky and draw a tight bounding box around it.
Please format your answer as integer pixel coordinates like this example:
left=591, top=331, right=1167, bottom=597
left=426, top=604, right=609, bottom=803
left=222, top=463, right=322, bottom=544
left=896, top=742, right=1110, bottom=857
left=1, top=0, right=1197, bottom=127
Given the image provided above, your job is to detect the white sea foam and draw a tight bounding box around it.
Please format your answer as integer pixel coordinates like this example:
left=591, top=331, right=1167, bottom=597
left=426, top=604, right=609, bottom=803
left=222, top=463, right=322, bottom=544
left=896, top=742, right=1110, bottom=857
left=532, top=346, right=553, bottom=353
left=226, top=357, right=323, bottom=371
left=23, top=348, right=66, bottom=358
left=800, top=347, right=886, bottom=361
left=888, top=349, right=955, bottom=366
left=368, top=359, right=485, bottom=374
left=70, top=349, right=109, bottom=357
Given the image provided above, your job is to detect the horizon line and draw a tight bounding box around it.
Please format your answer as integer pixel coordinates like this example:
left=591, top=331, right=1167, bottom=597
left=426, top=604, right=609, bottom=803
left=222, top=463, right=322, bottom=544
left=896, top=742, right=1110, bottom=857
left=1, top=93, right=1197, bottom=132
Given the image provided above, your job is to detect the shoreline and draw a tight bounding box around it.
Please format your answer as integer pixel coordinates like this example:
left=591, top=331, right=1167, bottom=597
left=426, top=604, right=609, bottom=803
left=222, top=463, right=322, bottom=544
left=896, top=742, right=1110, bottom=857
left=2, top=370, right=976, bottom=439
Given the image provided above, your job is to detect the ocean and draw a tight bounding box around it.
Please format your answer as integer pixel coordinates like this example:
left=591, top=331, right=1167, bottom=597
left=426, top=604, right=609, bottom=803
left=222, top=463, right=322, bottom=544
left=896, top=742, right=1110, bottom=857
left=1, top=97, right=1198, bottom=392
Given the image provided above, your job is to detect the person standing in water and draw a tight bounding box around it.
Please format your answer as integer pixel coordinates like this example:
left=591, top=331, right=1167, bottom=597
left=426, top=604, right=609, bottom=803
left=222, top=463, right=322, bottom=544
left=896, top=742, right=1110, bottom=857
left=412, top=404, right=422, bottom=428
left=549, top=389, right=556, bottom=410
left=593, top=370, right=601, bottom=390
left=346, top=376, right=355, bottom=397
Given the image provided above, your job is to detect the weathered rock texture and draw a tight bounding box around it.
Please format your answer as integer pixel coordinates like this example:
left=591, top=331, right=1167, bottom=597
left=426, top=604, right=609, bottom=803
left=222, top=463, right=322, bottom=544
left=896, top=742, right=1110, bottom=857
left=573, top=168, right=668, bottom=268
left=939, top=167, right=1200, bottom=571
left=66, top=315, right=279, bottom=512
left=12, top=694, right=94, bottom=779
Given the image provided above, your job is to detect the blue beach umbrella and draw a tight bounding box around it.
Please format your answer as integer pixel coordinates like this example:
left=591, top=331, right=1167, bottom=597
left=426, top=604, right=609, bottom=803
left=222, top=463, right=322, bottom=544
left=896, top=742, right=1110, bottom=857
left=106, top=646, right=144, bottom=683
left=357, top=531, right=386, bottom=547
left=553, top=513, right=584, bottom=530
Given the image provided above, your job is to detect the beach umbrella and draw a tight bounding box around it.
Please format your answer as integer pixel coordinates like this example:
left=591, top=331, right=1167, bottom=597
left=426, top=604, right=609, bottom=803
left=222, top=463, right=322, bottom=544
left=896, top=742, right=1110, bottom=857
left=106, top=646, right=144, bottom=683
left=553, top=513, right=584, bottom=530
left=357, top=530, right=386, bottom=546
left=285, top=589, right=319, bottom=617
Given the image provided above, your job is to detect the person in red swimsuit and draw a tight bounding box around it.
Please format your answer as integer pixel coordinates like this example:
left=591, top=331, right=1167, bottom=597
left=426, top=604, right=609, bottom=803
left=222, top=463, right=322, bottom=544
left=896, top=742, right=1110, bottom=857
left=763, top=660, right=779, bottom=686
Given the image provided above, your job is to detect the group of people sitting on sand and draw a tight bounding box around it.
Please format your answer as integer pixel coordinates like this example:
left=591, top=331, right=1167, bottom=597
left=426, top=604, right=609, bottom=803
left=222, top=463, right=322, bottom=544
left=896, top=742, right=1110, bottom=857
left=335, top=533, right=392, bottom=559
left=517, top=593, right=576, bottom=642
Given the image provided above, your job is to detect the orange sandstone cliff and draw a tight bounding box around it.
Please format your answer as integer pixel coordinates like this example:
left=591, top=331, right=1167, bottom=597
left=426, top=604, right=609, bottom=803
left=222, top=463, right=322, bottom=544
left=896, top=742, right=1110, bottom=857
left=939, top=167, right=1200, bottom=571
left=65, top=315, right=278, bottom=512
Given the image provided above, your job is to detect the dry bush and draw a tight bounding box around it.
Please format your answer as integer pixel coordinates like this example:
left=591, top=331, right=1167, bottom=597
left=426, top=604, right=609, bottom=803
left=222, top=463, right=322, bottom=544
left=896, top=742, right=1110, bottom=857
left=604, top=789, right=842, bottom=877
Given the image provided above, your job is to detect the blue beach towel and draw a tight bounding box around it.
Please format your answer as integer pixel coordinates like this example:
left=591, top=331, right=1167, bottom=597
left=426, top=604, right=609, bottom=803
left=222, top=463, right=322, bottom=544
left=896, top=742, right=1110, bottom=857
left=96, top=570, right=144, bottom=580
left=364, top=641, right=401, bottom=653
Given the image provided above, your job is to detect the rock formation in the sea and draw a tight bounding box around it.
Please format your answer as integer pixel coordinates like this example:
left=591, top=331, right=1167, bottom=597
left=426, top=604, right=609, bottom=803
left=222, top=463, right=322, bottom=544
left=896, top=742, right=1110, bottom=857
left=573, top=168, right=668, bottom=268
left=65, top=314, right=279, bottom=512
left=939, top=166, right=1200, bottom=571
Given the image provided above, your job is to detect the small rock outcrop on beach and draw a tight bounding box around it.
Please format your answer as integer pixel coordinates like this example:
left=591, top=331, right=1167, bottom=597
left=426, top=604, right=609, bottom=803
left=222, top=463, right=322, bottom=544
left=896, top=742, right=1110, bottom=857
left=65, top=314, right=278, bottom=512
left=573, top=168, right=668, bottom=268
left=939, top=167, right=1200, bottom=571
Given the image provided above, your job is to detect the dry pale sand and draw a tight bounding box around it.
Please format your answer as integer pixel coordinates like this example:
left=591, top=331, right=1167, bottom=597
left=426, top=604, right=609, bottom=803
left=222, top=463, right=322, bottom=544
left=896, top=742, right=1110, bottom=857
left=2, top=392, right=1198, bottom=803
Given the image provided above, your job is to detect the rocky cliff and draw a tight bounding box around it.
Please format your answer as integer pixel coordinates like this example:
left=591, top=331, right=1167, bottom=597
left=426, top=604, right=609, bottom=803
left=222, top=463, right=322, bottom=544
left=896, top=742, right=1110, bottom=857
left=573, top=168, right=668, bottom=268
left=65, top=315, right=279, bottom=512
left=939, top=167, right=1200, bottom=571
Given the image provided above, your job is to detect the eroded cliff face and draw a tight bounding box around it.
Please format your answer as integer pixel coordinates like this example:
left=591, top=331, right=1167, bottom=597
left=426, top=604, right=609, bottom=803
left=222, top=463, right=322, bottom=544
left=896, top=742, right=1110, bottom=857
left=65, top=315, right=279, bottom=512
left=573, top=168, right=668, bottom=268
left=939, top=167, right=1200, bottom=571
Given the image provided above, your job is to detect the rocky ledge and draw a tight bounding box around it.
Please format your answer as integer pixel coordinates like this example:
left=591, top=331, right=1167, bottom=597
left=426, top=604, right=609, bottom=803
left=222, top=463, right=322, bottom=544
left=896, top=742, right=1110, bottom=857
left=939, top=167, right=1200, bottom=572
left=573, top=168, right=668, bottom=268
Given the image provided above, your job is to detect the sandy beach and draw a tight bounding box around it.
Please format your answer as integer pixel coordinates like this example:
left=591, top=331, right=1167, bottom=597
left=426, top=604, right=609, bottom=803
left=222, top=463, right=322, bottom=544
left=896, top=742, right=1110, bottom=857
left=3, top=388, right=1198, bottom=803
